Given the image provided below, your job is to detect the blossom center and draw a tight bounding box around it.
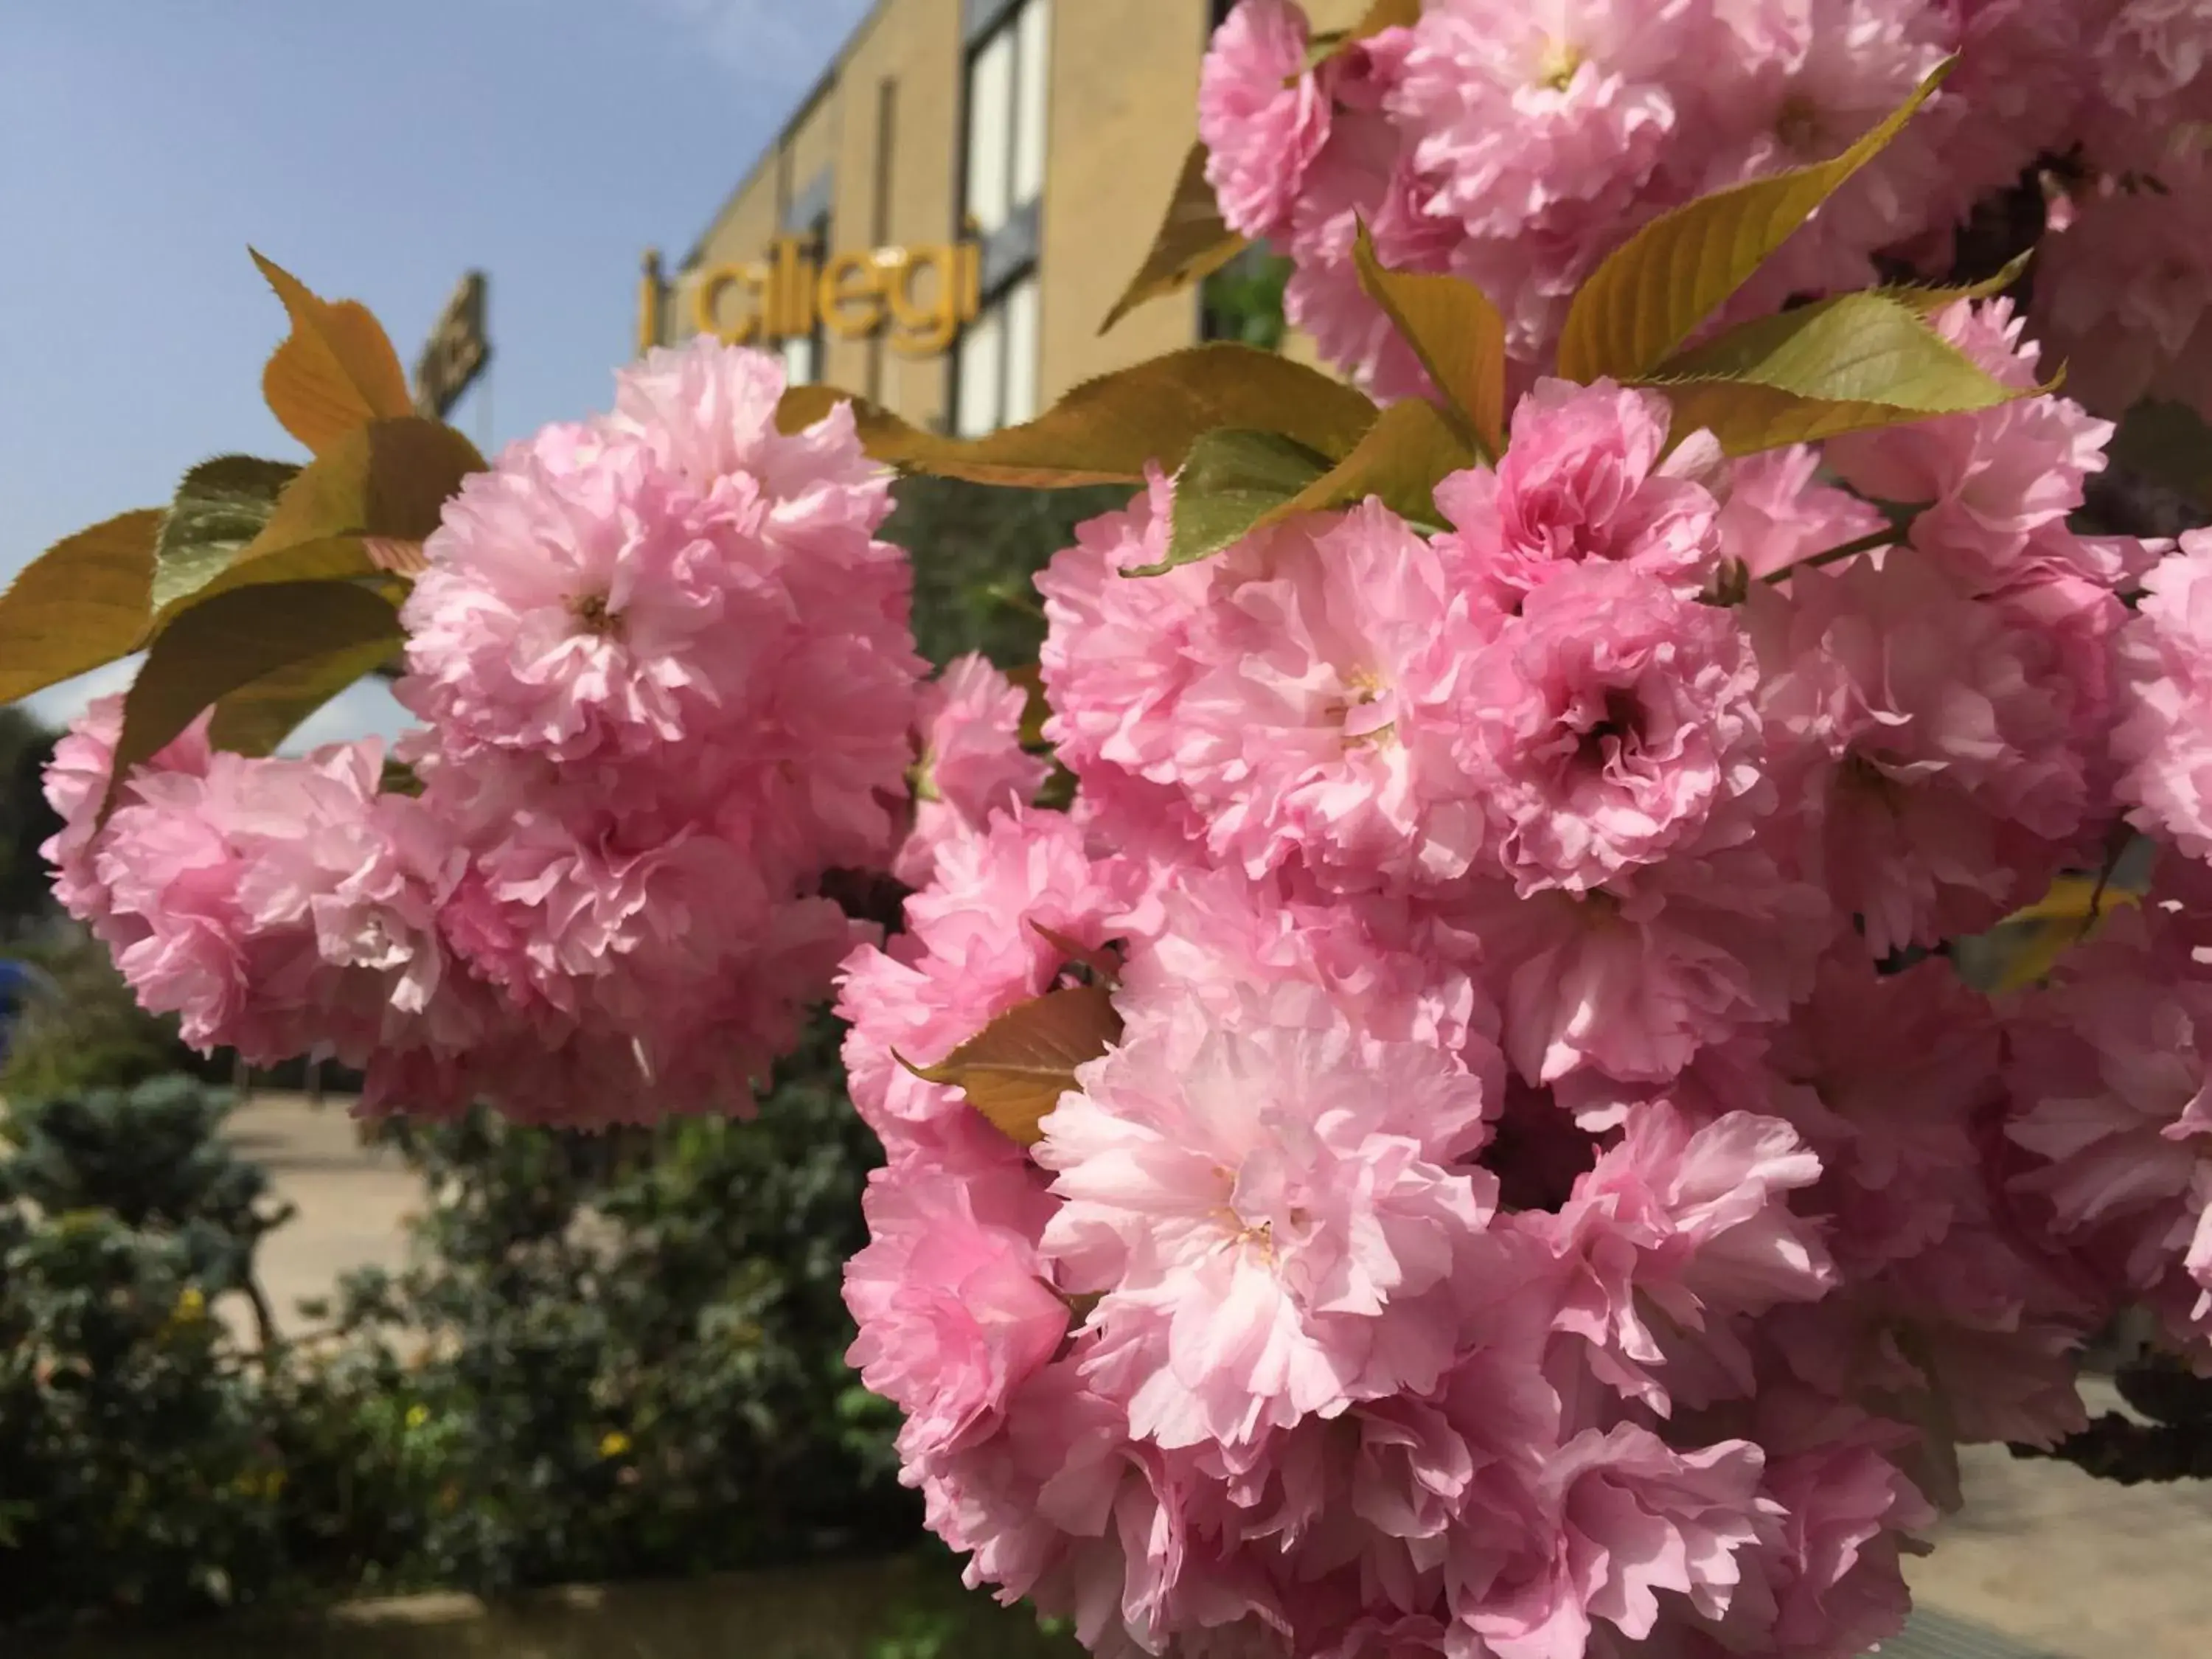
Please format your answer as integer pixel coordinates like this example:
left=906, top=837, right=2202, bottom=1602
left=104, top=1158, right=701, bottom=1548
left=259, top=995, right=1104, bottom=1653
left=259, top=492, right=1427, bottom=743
left=1775, top=93, right=1826, bottom=156
left=1840, top=750, right=1907, bottom=814
left=1575, top=687, right=1644, bottom=768
left=570, top=591, right=620, bottom=635
left=1335, top=668, right=1399, bottom=749
left=1537, top=38, right=1585, bottom=92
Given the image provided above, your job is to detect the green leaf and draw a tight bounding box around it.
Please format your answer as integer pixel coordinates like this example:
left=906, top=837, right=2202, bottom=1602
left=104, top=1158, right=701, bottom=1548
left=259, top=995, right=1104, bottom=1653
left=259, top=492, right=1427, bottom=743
left=900, top=984, right=1121, bottom=1148
left=1125, top=400, right=1475, bottom=577
left=150, top=456, right=301, bottom=614
left=1556, top=57, right=1955, bottom=382
left=1351, top=220, right=1507, bottom=459
left=249, top=249, right=418, bottom=456
left=107, top=582, right=406, bottom=813
left=1875, top=248, right=2035, bottom=315
left=170, top=417, right=484, bottom=616
left=207, top=637, right=405, bottom=757
left=0, top=509, right=161, bottom=703
left=1102, top=144, right=1250, bottom=335
left=1263, top=395, right=1475, bottom=530
left=1950, top=836, right=2158, bottom=995
left=776, top=344, right=1380, bottom=488
left=1638, top=292, right=2028, bottom=455
left=2108, top=398, right=2212, bottom=514
left=1136, top=428, right=1332, bottom=575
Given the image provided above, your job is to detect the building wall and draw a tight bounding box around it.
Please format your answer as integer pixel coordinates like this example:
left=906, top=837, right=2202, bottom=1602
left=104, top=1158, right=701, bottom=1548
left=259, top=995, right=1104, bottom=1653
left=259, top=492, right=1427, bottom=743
left=655, top=0, right=1360, bottom=432
left=822, top=0, right=964, bottom=428
left=678, top=161, right=780, bottom=347
left=1035, top=0, right=1208, bottom=400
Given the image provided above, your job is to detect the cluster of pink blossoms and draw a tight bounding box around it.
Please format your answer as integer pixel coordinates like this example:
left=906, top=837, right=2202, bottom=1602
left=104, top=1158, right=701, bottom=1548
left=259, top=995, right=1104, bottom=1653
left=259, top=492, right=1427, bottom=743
left=45, top=338, right=927, bottom=1123
left=836, top=299, right=2212, bottom=1656
left=1198, top=0, right=2212, bottom=419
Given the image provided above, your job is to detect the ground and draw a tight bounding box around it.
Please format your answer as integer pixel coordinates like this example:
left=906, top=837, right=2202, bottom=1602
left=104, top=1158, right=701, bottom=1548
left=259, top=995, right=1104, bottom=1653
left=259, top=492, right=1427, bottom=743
left=228, top=1091, right=2204, bottom=1659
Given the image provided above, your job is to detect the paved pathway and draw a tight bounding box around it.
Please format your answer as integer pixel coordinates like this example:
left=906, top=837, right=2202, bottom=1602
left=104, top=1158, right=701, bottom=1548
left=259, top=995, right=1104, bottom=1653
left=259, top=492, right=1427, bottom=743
left=229, top=1093, right=2201, bottom=1656
left=1901, top=1388, right=2212, bottom=1659
left=224, top=1090, right=414, bottom=1333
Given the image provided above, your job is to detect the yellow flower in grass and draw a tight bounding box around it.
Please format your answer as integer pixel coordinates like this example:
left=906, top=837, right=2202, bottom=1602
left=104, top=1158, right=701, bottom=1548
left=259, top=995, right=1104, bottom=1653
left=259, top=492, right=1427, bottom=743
left=405, top=1404, right=431, bottom=1431
left=599, top=1430, right=633, bottom=1459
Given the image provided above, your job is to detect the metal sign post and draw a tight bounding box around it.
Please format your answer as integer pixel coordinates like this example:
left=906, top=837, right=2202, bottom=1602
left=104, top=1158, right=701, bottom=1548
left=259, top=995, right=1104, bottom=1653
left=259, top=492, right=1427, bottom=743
left=414, top=271, right=491, bottom=423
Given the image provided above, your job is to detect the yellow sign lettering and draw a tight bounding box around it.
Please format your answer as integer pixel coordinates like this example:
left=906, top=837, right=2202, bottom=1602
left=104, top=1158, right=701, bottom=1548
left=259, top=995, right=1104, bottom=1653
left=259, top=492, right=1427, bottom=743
left=818, top=251, right=886, bottom=340
left=664, top=237, right=980, bottom=358
left=885, top=244, right=970, bottom=357
left=692, top=264, right=765, bottom=346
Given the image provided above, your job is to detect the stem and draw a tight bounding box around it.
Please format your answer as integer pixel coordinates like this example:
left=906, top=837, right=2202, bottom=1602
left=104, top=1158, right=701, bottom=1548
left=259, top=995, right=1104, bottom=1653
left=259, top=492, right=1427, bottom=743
left=243, top=1273, right=283, bottom=1368
left=1763, top=527, right=1897, bottom=584
left=2009, top=1414, right=2212, bottom=1485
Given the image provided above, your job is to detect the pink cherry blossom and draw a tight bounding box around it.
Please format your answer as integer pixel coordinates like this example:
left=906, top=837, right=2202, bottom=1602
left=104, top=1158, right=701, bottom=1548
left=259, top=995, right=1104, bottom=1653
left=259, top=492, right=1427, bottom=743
left=1037, top=992, right=1494, bottom=1451
left=2115, top=530, right=2212, bottom=859
left=1436, top=851, right=1829, bottom=1087
left=1464, top=560, right=1768, bottom=894
left=845, top=1123, right=1069, bottom=1461
left=1435, top=380, right=1723, bottom=606
left=1198, top=1, right=1332, bottom=243
left=1752, top=552, right=2099, bottom=956
left=1536, top=1099, right=1837, bottom=1411
left=42, top=695, right=214, bottom=951
left=896, top=653, right=1050, bottom=886
left=1456, top=1424, right=1779, bottom=1659
left=1161, top=500, right=1495, bottom=889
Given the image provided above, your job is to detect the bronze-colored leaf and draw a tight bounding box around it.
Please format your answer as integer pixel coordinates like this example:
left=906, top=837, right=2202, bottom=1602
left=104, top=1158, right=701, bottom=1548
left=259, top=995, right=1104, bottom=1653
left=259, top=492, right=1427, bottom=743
left=1351, top=220, right=1507, bottom=458
left=1557, top=58, right=1955, bottom=381
left=1300, top=0, right=1421, bottom=72
left=777, top=346, right=1379, bottom=488
left=1102, top=144, right=1250, bottom=334
left=208, top=638, right=406, bottom=757
left=0, top=509, right=161, bottom=704
left=902, top=983, right=1122, bottom=1147
left=249, top=250, right=417, bottom=456
left=1262, top=395, right=1474, bottom=531
left=107, top=582, right=406, bottom=813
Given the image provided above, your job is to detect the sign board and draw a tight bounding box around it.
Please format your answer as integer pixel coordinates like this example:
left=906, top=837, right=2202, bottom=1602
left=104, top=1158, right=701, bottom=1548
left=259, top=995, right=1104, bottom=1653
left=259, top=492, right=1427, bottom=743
left=414, top=271, right=490, bottom=420
left=639, top=237, right=981, bottom=360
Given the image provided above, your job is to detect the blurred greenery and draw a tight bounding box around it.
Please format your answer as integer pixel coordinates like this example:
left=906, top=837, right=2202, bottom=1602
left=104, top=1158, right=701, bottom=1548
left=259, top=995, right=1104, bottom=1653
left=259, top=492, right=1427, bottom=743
left=304, top=1013, right=917, bottom=1598
left=887, top=475, right=1134, bottom=670
left=0, top=1078, right=291, bottom=1626
left=0, top=929, right=223, bottom=1102
left=0, top=707, right=60, bottom=937
left=1200, top=243, right=1292, bottom=353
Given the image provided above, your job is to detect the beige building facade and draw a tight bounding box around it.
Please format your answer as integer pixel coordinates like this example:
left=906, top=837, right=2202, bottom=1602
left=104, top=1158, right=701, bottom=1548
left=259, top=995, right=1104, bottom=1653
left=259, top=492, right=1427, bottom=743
left=639, top=0, right=1357, bottom=435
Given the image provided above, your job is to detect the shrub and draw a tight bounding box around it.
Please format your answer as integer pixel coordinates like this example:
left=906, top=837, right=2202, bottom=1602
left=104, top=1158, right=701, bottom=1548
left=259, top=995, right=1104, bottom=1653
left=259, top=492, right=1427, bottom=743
left=1, top=1075, right=291, bottom=1346
left=304, top=1011, right=917, bottom=1596
left=0, top=1208, right=285, bottom=1627
left=886, top=476, right=1134, bottom=669
left=0, top=928, right=219, bottom=1101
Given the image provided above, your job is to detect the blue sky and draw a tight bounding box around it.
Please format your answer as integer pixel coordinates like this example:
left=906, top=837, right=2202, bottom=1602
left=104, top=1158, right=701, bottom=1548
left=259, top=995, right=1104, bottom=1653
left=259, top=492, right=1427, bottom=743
left=1, top=0, right=870, bottom=745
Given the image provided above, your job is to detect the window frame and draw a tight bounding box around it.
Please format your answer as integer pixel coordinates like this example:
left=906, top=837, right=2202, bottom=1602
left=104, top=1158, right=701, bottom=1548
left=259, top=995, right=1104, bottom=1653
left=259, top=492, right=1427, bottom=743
left=948, top=0, right=1050, bottom=437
